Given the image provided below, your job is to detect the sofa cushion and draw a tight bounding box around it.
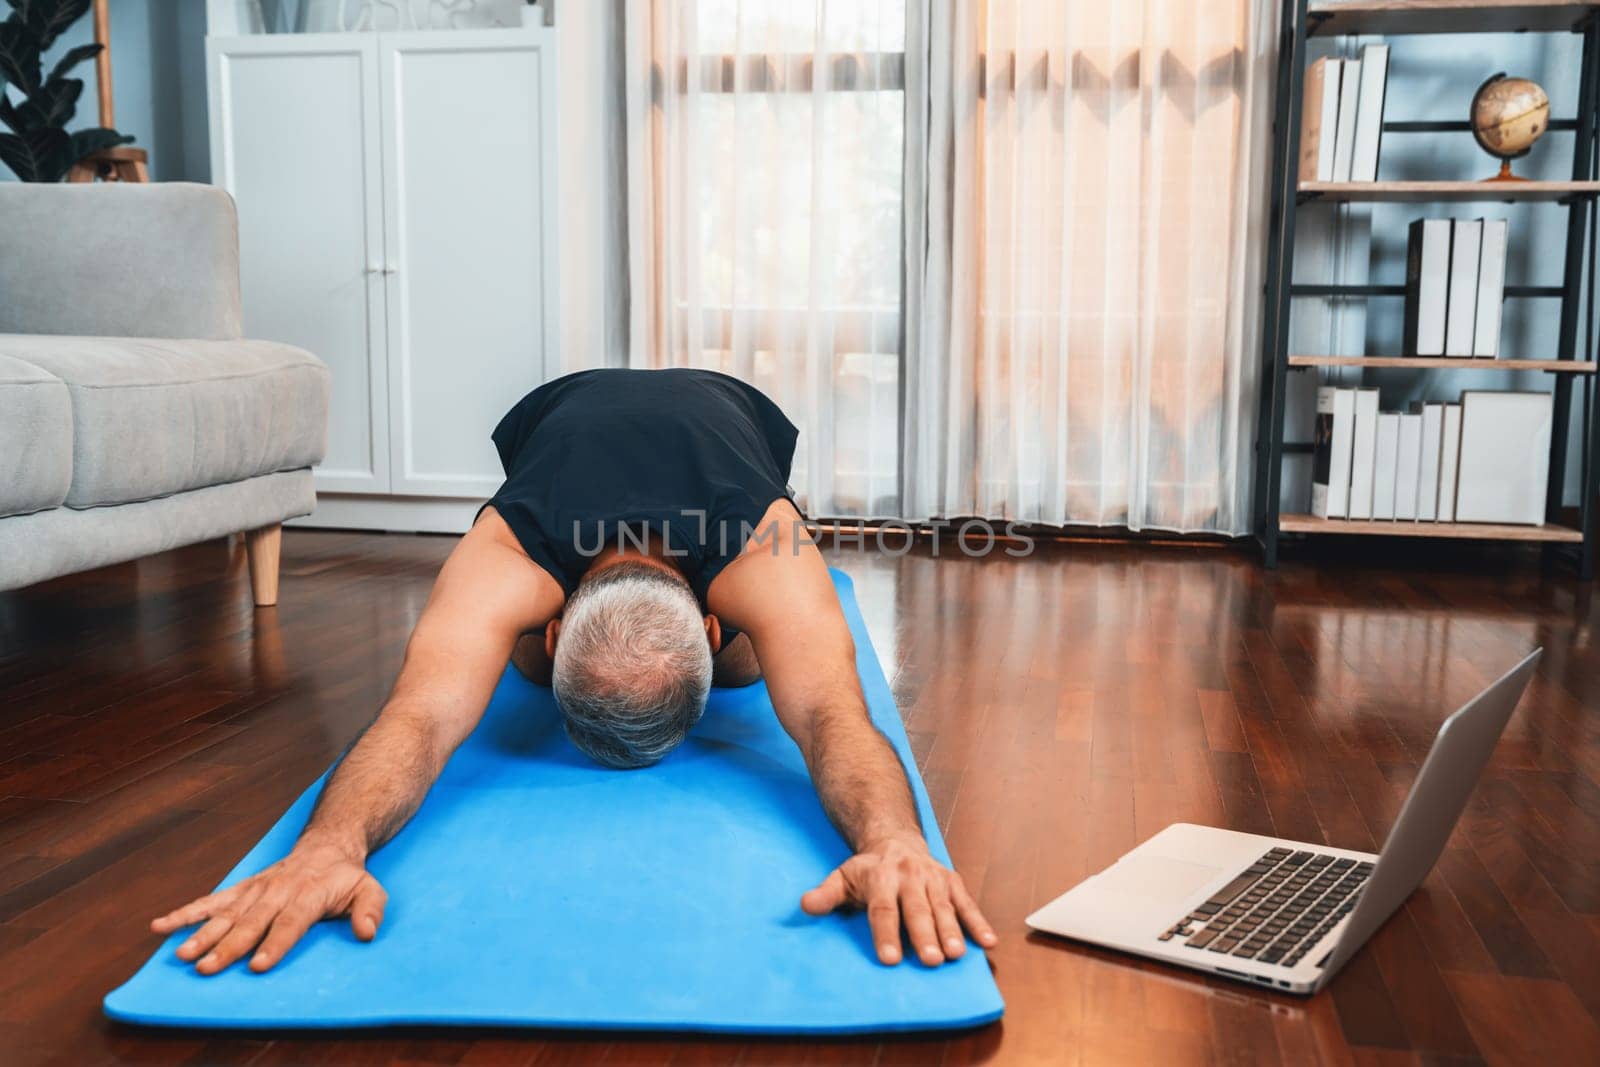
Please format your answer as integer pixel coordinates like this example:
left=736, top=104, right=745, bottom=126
left=0, top=183, right=243, bottom=341
left=0, top=335, right=330, bottom=509
left=0, top=352, right=73, bottom=518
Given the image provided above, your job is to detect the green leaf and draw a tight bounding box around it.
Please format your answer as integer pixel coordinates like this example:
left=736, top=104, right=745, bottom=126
left=9, top=72, right=76, bottom=130
left=29, top=0, right=90, bottom=53
left=0, top=125, right=72, bottom=181
left=46, top=40, right=97, bottom=83
left=0, top=19, right=41, bottom=94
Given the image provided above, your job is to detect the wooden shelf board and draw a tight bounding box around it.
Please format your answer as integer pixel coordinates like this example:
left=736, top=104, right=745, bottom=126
left=1280, top=514, right=1582, bottom=542
left=1308, top=1, right=1600, bottom=37
left=1298, top=180, right=1600, bottom=202
left=1289, top=355, right=1597, bottom=372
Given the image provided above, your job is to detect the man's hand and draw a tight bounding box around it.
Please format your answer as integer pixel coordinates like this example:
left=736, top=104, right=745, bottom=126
left=149, top=843, right=386, bottom=975
left=146, top=511, right=557, bottom=978
left=801, top=833, right=997, bottom=966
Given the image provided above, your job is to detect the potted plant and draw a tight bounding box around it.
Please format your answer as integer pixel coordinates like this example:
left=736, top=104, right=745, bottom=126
left=0, top=0, right=133, bottom=181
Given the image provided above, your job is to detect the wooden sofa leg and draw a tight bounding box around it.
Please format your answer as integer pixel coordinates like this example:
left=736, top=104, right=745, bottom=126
left=245, top=524, right=282, bottom=607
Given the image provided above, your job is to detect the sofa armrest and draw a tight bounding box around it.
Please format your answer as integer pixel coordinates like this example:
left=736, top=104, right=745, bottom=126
left=0, top=182, right=243, bottom=341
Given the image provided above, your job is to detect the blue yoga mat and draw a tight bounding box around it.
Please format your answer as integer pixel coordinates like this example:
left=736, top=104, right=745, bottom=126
left=105, top=569, right=1003, bottom=1034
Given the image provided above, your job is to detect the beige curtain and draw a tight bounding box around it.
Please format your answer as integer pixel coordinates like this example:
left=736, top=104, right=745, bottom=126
left=904, top=1, right=1276, bottom=533
left=623, top=0, right=908, bottom=517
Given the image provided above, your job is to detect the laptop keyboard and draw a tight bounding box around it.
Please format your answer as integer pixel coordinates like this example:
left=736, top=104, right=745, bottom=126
left=1156, top=847, right=1373, bottom=967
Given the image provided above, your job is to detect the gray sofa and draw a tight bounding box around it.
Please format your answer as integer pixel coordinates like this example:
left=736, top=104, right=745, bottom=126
left=0, top=182, right=329, bottom=605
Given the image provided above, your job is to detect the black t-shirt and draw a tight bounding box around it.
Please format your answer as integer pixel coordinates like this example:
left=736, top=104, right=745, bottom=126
left=486, top=368, right=799, bottom=611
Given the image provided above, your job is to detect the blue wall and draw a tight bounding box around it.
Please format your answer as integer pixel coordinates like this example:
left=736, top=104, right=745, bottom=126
left=1368, top=31, right=1578, bottom=378
left=1371, top=31, right=1586, bottom=505
left=0, top=0, right=209, bottom=182
left=1284, top=29, right=1586, bottom=509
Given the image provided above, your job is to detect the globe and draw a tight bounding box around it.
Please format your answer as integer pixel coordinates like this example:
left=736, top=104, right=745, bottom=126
left=1471, top=74, right=1549, bottom=179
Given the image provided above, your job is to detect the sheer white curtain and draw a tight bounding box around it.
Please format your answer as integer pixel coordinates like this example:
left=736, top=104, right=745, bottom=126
left=904, top=1, right=1276, bottom=533
left=622, top=0, right=907, bottom=516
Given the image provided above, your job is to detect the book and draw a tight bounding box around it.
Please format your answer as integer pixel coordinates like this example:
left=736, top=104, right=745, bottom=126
left=1446, top=219, right=1483, bottom=357
left=1373, top=412, right=1400, bottom=520
left=1438, top=403, right=1462, bottom=521
left=1475, top=219, right=1508, bottom=358
left=1403, top=219, right=1451, bottom=357
left=1350, top=45, right=1389, bottom=182
left=1395, top=412, right=1423, bottom=520
left=1455, top=391, right=1553, bottom=525
left=1311, top=386, right=1356, bottom=519
left=1417, top=402, right=1444, bottom=521
left=1331, top=58, right=1362, bottom=182
left=1349, top=388, right=1380, bottom=519
left=1299, top=58, right=1342, bottom=183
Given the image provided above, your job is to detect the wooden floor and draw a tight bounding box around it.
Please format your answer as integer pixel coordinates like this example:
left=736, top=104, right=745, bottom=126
left=3, top=531, right=1600, bottom=1066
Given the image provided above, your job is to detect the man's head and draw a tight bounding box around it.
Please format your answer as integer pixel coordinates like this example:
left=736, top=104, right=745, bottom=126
left=547, top=560, right=715, bottom=769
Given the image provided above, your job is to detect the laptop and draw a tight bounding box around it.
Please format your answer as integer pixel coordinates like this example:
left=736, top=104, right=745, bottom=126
left=1026, top=648, right=1540, bottom=994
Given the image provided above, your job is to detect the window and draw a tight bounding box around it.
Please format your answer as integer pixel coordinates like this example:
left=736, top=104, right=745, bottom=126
left=644, top=1, right=907, bottom=516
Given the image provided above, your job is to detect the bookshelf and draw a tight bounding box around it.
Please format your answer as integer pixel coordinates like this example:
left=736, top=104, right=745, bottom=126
left=1298, top=179, right=1600, bottom=201
left=1288, top=355, right=1597, bottom=370
left=1254, top=0, right=1600, bottom=576
left=1306, top=1, right=1598, bottom=37
left=1279, top=513, right=1584, bottom=540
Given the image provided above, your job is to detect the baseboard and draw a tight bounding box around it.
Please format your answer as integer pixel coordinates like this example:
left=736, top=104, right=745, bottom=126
left=288, top=493, right=487, bottom=534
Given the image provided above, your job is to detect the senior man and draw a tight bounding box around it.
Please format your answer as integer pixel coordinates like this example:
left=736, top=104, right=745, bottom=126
left=152, top=368, right=996, bottom=976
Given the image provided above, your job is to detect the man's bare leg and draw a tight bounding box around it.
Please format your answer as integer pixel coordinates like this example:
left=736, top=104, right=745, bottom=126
left=712, top=632, right=762, bottom=688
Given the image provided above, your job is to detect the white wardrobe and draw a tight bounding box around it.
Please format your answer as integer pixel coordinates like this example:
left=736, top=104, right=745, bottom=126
left=205, top=2, right=558, bottom=531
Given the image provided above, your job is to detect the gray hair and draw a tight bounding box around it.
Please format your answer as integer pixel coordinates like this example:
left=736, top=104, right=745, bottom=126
left=551, top=561, right=712, bottom=769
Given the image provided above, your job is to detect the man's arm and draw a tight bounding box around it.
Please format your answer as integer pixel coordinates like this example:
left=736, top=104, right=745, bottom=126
left=151, top=511, right=562, bottom=974
left=709, top=503, right=997, bottom=967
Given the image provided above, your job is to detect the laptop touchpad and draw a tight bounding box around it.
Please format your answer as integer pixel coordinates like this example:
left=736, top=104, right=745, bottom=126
left=1098, top=854, right=1223, bottom=903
